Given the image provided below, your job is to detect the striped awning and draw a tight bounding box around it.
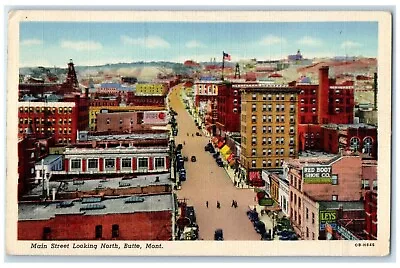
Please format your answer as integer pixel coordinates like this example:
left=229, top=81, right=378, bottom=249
left=220, top=145, right=231, bottom=157
left=226, top=153, right=234, bottom=162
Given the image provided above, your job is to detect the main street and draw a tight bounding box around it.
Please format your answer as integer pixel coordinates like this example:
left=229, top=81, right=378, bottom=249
left=168, top=84, right=260, bottom=241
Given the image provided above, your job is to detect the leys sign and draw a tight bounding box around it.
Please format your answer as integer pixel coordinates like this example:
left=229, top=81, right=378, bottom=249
left=319, top=210, right=337, bottom=224
left=302, top=165, right=332, bottom=184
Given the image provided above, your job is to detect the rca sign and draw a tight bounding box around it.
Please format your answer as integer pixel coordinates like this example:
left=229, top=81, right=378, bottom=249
left=142, top=111, right=168, bottom=125
left=302, top=166, right=332, bottom=184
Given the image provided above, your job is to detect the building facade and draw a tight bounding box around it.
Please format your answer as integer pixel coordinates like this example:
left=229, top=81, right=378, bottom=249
left=18, top=94, right=89, bottom=144
left=239, top=84, right=300, bottom=183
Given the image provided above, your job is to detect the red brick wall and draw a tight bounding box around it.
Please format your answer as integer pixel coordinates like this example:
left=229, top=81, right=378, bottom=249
left=18, top=211, right=172, bottom=240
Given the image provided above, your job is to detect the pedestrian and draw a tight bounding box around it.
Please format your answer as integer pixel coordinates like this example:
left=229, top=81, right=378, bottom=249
left=217, top=201, right=220, bottom=209
left=206, top=201, right=209, bottom=208
left=234, top=201, right=238, bottom=208
left=231, top=200, right=235, bottom=207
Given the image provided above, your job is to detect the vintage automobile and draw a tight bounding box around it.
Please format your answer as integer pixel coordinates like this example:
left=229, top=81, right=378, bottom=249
left=191, top=156, right=197, bottom=162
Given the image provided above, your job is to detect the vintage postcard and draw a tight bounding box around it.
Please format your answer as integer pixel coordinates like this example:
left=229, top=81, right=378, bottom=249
left=6, top=10, right=392, bottom=256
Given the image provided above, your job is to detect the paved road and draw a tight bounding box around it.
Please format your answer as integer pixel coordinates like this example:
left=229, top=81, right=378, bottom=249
left=169, top=85, right=260, bottom=241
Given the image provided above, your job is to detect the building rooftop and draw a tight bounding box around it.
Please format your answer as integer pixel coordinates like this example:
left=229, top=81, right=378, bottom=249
left=29, top=172, right=171, bottom=196
left=86, top=132, right=169, bottom=141
left=322, top=123, right=377, bottom=130
left=318, top=201, right=364, bottom=211
left=35, top=154, right=62, bottom=166
left=287, top=151, right=341, bottom=168
left=18, top=193, right=174, bottom=221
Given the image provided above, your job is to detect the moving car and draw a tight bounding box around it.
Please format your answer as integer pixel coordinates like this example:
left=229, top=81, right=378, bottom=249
left=214, top=229, right=224, bottom=241
left=191, top=156, right=197, bottom=162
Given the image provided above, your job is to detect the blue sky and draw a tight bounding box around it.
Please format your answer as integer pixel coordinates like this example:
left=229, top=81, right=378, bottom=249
left=19, top=21, right=378, bottom=67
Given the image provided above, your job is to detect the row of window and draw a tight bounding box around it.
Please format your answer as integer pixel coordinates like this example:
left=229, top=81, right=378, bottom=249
left=251, top=115, right=296, bottom=124
left=249, top=136, right=295, bottom=146
left=252, top=125, right=296, bottom=134
left=251, top=148, right=295, bottom=156
left=251, top=104, right=296, bottom=113
left=361, top=179, right=378, bottom=190
left=18, top=128, right=73, bottom=135
left=19, top=118, right=73, bottom=125
left=19, top=107, right=73, bottom=113
left=251, top=94, right=296, bottom=101
left=70, top=157, right=165, bottom=170
left=43, top=224, right=120, bottom=240
left=250, top=159, right=286, bottom=168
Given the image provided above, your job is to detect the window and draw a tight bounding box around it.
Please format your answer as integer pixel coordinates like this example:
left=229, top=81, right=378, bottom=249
left=252, top=149, right=256, bottom=156
left=71, top=159, right=81, bottom=169
left=280, top=115, right=285, bottom=122
left=280, top=126, right=284, bottom=132
left=262, top=149, right=267, bottom=156
left=262, top=126, right=267, bottom=133
left=252, top=137, right=257, bottom=145
left=88, top=159, right=98, bottom=169
left=122, top=158, right=131, bottom=168
left=43, top=227, right=51, bottom=240
left=268, top=104, right=272, bottom=111
left=268, top=149, right=272, bottom=156
left=267, top=94, right=272, bottom=100
left=138, top=158, right=148, bottom=169
left=298, top=197, right=301, bottom=208
left=252, top=115, right=256, bottom=124
left=373, top=180, right=378, bottom=190
left=233, top=108, right=238, bottom=113
left=312, top=232, right=315, bottom=240
left=95, top=225, right=103, bottom=239
left=331, top=175, right=338, bottom=185
left=262, top=94, right=267, bottom=100
left=112, top=224, right=119, bottom=238
left=361, top=179, right=370, bottom=189
left=252, top=104, right=257, bottom=112
left=312, top=213, right=315, bottom=224
left=281, top=148, right=284, bottom=155
left=262, top=115, right=267, bottom=123
left=306, top=227, right=309, bottom=238
left=251, top=160, right=256, bottom=168
left=105, top=159, right=115, bottom=169
left=267, top=160, right=271, bottom=167
left=268, top=115, right=272, bottom=122
left=252, top=94, right=257, bottom=100
left=306, top=208, right=309, bottom=219
left=262, top=104, right=267, bottom=111
left=332, top=195, right=338, bottom=201
left=262, top=160, right=267, bottom=168
left=299, top=215, right=301, bottom=225
left=290, top=126, right=294, bottom=134
left=268, top=126, right=272, bottom=133
left=252, top=126, right=257, bottom=134
left=294, top=211, right=297, bottom=221
left=290, top=191, right=293, bottom=202
left=262, top=137, right=267, bottom=145
left=275, top=159, right=279, bottom=166
left=276, top=115, right=280, bottom=122
left=268, top=137, right=272, bottom=145
left=276, top=126, right=280, bottom=133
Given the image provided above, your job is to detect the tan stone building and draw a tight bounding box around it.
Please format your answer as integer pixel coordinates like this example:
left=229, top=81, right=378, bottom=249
left=238, top=84, right=300, bottom=181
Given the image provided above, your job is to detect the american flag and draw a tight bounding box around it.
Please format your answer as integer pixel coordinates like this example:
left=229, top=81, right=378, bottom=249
left=223, top=52, right=231, bottom=61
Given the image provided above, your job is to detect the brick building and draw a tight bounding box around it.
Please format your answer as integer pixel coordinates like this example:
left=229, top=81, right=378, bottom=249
left=18, top=93, right=89, bottom=144
left=364, top=191, right=377, bottom=240
left=287, top=152, right=368, bottom=239
left=239, top=84, right=300, bottom=185
left=290, top=66, right=356, bottom=152
left=18, top=194, right=174, bottom=240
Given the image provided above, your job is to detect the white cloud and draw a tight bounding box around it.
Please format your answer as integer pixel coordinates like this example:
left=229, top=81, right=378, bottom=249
left=259, top=35, right=287, bottom=45
left=185, top=40, right=206, bottom=48
left=121, top=35, right=170, bottom=48
left=60, top=40, right=103, bottom=51
left=341, top=41, right=362, bottom=49
left=297, top=36, right=323, bottom=47
left=21, top=39, right=43, bottom=46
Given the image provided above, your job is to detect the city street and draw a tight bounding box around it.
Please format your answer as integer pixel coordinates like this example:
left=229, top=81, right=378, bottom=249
left=169, top=85, right=260, bottom=241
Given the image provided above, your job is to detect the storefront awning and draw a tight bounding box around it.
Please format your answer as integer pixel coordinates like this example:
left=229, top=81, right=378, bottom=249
left=217, top=141, right=225, bottom=149
left=226, top=153, right=234, bottom=163
left=220, top=145, right=231, bottom=157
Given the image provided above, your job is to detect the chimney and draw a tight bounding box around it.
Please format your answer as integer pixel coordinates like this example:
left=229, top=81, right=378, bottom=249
left=373, top=72, right=377, bottom=110
left=318, top=66, right=330, bottom=124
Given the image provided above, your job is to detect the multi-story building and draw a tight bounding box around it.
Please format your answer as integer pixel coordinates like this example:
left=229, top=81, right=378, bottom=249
left=287, top=151, right=367, bottom=239
left=290, top=66, right=355, bottom=152
left=239, top=84, right=300, bottom=184
left=135, top=83, right=168, bottom=96
left=18, top=93, right=89, bottom=144
left=18, top=193, right=174, bottom=240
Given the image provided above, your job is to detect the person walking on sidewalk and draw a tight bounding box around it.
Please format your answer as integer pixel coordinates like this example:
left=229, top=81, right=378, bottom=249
left=234, top=200, right=238, bottom=208
left=217, top=201, right=221, bottom=209
left=206, top=201, right=209, bottom=208
left=231, top=200, right=235, bottom=207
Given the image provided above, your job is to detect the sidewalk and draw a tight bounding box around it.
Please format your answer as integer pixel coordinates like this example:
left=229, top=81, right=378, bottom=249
left=249, top=204, right=280, bottom=240
left=222, top=164, right=250, bottom=189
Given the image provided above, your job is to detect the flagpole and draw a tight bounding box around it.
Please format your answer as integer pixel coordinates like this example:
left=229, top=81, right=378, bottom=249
left=222, top=51, right=225, bottom=80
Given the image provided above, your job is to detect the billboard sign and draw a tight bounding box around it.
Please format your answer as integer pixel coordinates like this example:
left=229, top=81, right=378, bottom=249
left=142, top=111, right=168, bottom=125
left=302, top=165, right=332, bottom=184
left=319, top=210, right=337, bottom=224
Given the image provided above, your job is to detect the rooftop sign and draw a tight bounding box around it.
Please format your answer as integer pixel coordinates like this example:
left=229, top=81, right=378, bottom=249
left=302, top=165, right=332, bottom=184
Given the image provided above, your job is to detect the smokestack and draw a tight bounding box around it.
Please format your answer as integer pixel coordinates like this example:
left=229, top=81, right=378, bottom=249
left=318, top=66, right=330, bottom=124
left=373, top=72, right=377, bottom=110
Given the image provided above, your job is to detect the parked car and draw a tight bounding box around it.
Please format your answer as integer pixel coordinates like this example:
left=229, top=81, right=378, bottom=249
left=183, top=156, right=188, bottom=162
left=204, top=145, right=210, bottom=152
left=216, top=160, right=224, bottom=167
left=214, top=229, right=224, bottom=241
left=191, top=156, right=197, bottom=162
left=253, top=221, right=266, bottom=234
left=195, top=132, right=202, bottom=136
left=213, top=152, right=220, bottom=159
left=209, top=147, right=216, bottom=154
left=261, top=232, right=273, bottom=241
left=247, top=210, right=259, bottom=222
left=179, top=170, right=186, bottom=181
